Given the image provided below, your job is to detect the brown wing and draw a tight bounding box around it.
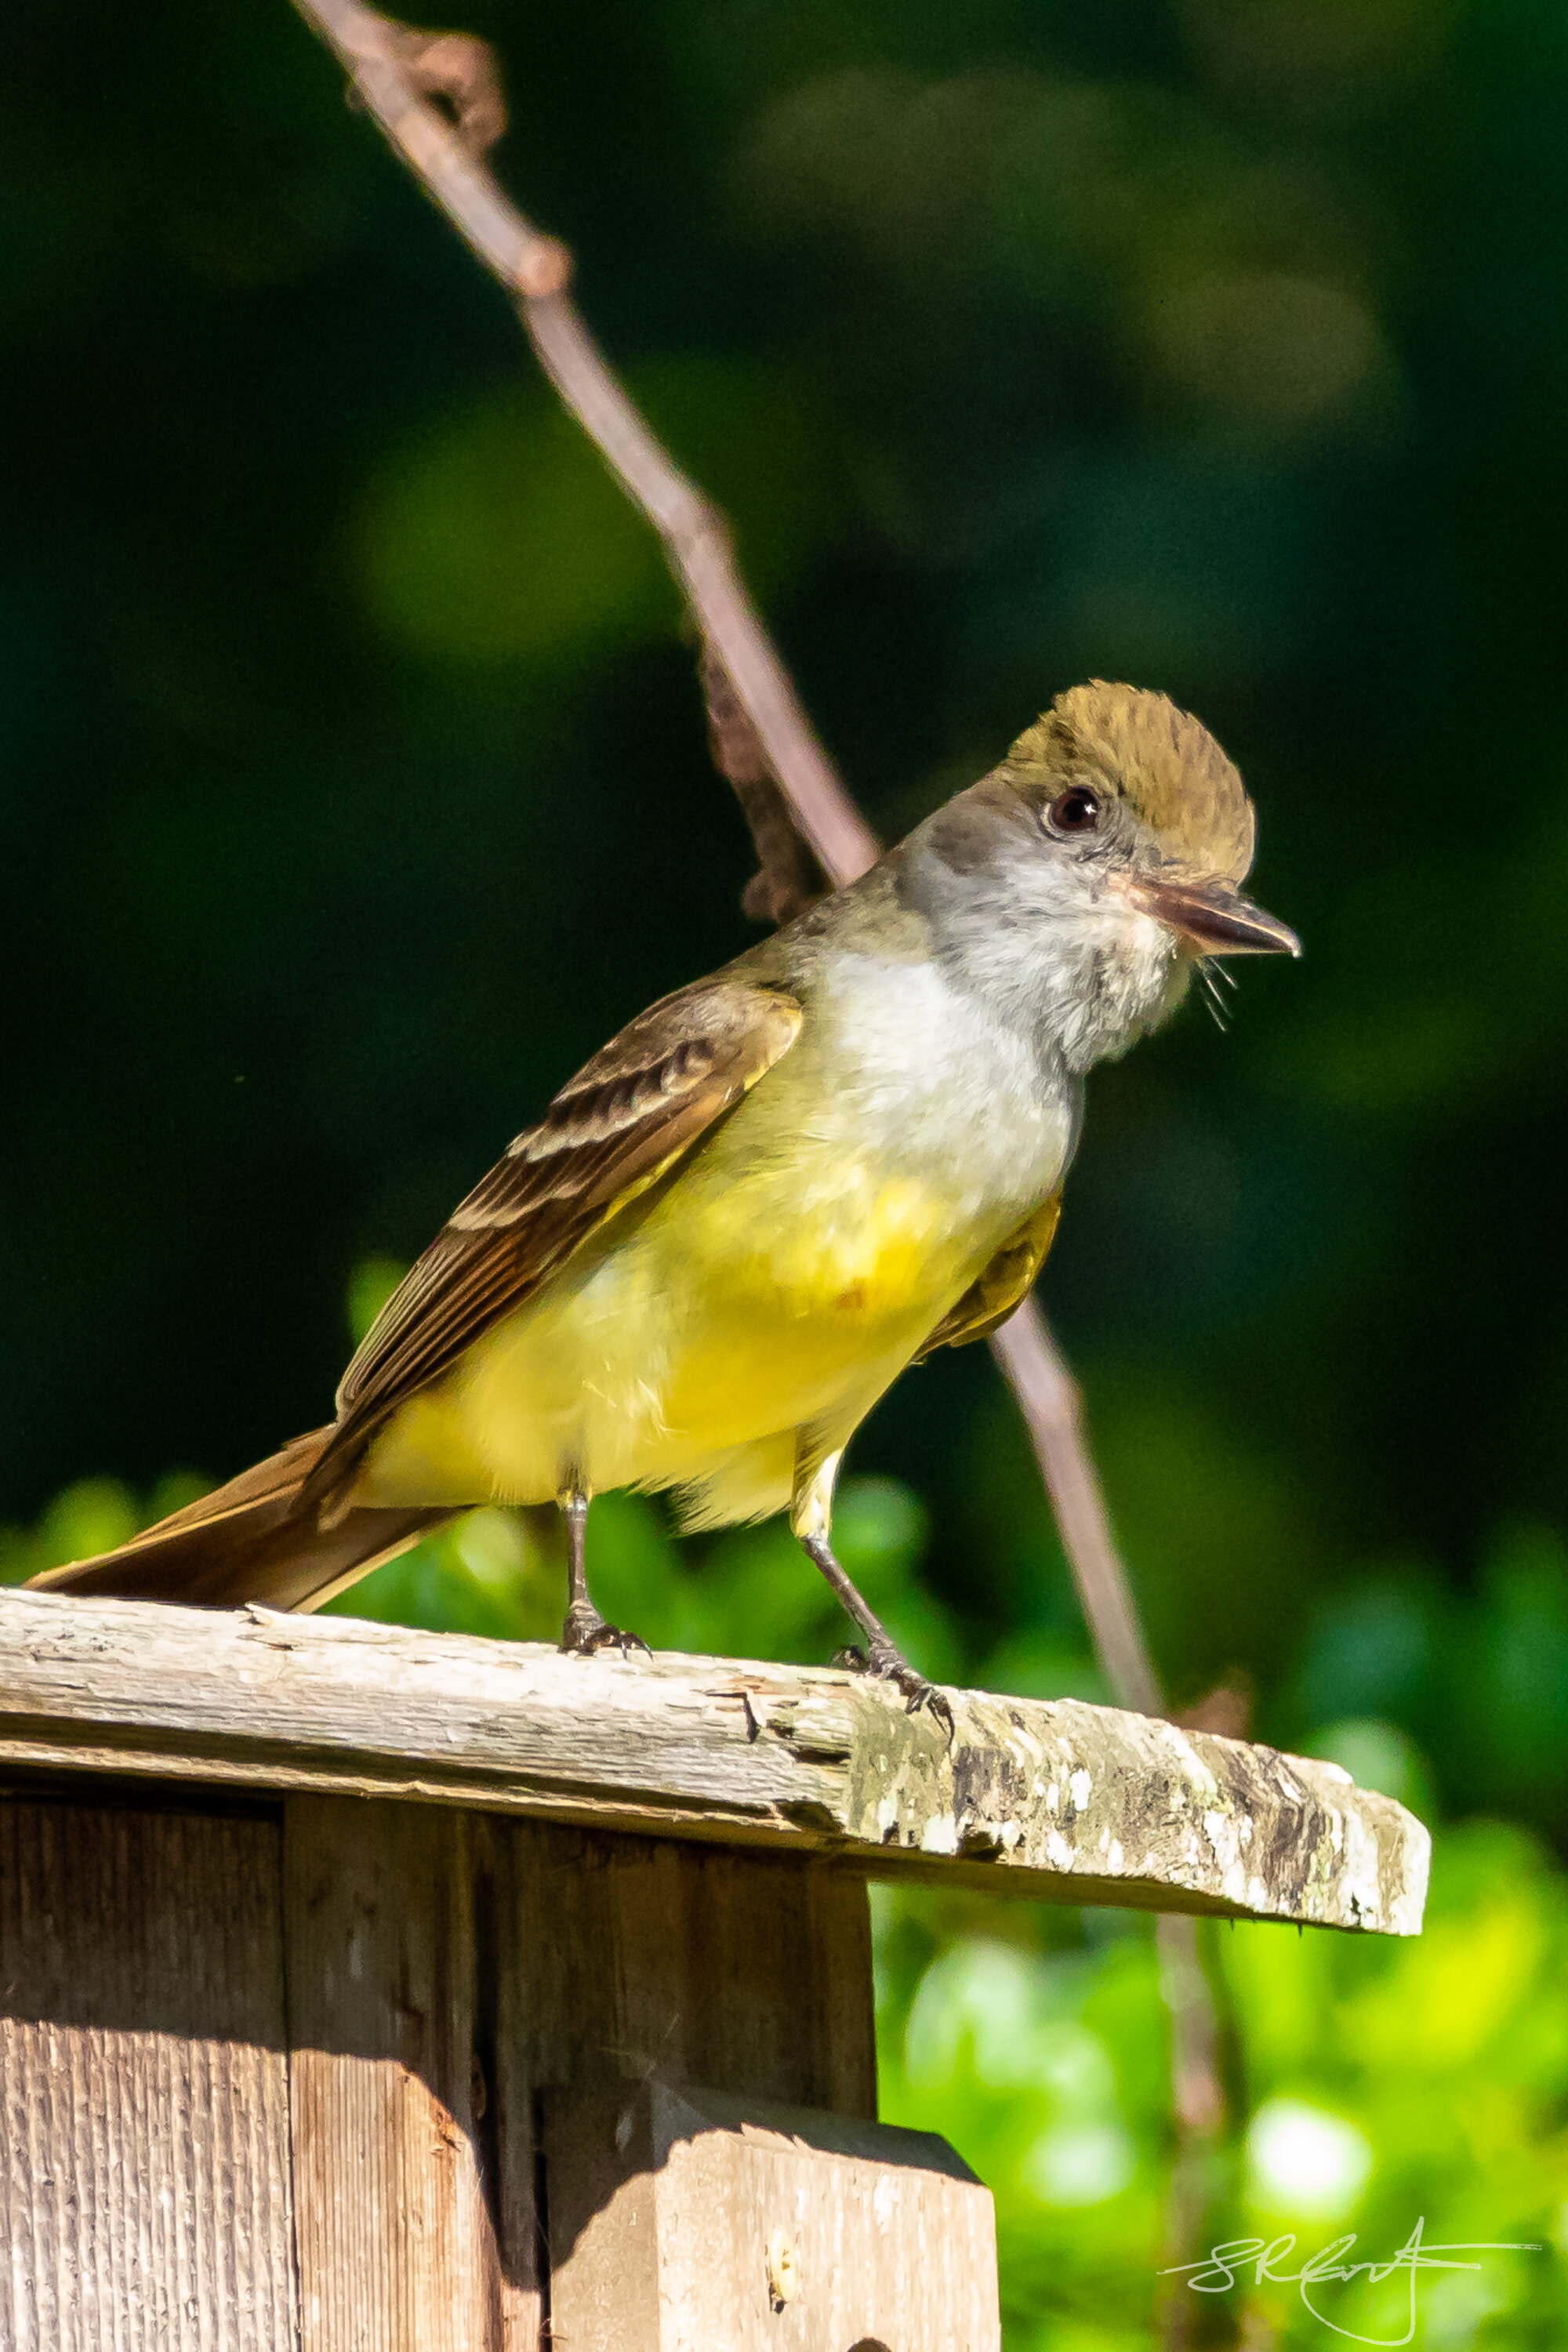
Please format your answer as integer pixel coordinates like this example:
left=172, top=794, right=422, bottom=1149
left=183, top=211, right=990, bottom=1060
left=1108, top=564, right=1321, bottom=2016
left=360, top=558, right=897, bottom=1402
left=311, top=978, right=802, bottom=1497
left=916, top=1192, right=1062, bottom=1359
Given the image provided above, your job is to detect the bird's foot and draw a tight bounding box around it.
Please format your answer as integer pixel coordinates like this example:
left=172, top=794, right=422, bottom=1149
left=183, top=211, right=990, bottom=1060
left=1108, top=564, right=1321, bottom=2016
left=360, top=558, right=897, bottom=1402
left=561, top=1600, right=650, bottom=1657
left=832, top=1635, right=955, bottom=1740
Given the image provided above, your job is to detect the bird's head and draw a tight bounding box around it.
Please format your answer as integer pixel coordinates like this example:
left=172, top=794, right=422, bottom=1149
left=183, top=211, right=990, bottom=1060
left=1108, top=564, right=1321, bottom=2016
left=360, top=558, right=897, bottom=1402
left=905, top=681, right=1300, bottom=1071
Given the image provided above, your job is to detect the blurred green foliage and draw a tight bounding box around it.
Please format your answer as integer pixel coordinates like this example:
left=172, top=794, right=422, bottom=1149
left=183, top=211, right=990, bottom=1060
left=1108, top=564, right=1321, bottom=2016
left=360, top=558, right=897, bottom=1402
left=879, top=1816, right=1568, bottom=2347
left=9, top=0, right=1568, bottom=2339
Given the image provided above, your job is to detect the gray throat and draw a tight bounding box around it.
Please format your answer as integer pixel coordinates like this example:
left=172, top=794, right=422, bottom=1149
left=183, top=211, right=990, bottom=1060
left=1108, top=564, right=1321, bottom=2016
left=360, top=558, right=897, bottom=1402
left=894, top=798, right=1189, bottom=1079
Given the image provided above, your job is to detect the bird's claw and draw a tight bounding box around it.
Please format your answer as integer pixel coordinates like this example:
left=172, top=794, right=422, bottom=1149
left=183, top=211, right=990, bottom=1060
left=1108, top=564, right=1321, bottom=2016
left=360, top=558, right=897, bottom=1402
left=561, top=1602, right=650, bottom=1658
left=836, top=1635, right=955, bottom=1742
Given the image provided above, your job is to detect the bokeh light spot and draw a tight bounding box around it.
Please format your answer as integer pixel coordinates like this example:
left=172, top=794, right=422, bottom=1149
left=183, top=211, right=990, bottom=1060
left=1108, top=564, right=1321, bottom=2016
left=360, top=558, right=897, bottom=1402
left=1022, top=2122, right=1138, bottom=2209
left=1246, top=2097, right=1373, bottom=2220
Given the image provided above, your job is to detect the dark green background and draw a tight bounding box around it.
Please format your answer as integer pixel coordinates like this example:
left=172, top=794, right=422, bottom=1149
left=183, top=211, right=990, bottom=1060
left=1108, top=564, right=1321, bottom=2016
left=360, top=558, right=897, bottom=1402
left=6, top=0, right=1568, bottom=1822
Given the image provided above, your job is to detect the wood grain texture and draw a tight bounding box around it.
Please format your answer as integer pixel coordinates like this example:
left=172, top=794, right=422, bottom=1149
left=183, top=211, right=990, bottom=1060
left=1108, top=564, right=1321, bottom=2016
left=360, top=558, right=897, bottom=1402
left=505, top=1824, right=877, bottom=2118
left=275, top=1808, right=874, bottom=2349
left=0, top=1588, right=1430, bottom=1932
left=283, top=1798, right=516, bottom=2352
left=546, top=2082, right=999, bottom=2352
left=0, top=1798, right=296, bottom=2352
left=504, top=1831, right=877, bottom=2348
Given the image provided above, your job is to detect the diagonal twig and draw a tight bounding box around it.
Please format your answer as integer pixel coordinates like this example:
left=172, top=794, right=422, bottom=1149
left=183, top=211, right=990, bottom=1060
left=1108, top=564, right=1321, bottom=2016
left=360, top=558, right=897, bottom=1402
left=288, top=4, right=1226, bottom=2291
left=699, top=644, right=827, bottom=926
left=296, top=0, right=877, bottom=903
left=986, top=1299, right=1162, bottom=1715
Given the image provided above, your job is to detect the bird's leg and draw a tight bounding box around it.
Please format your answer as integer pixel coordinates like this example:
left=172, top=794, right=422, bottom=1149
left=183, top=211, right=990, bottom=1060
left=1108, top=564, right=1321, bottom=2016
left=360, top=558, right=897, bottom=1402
left=557, top=1486, right=648, bottom=1657
left=800, top=1533, right=953, bottom=1737
left=793, top=1447, right=953, bottom=1738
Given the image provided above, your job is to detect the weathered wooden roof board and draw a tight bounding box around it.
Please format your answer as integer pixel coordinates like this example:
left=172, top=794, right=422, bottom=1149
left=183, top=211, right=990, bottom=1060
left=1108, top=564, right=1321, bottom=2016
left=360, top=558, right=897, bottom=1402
left=0, top=1588, right=1428, bottom=1934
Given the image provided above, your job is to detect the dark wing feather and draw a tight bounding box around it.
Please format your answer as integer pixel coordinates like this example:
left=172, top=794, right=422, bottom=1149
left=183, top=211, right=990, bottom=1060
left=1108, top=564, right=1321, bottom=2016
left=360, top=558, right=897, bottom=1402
left=916, top=1192, right=1062, bottom=1358
left=310, top=978, right=802, bottom=1497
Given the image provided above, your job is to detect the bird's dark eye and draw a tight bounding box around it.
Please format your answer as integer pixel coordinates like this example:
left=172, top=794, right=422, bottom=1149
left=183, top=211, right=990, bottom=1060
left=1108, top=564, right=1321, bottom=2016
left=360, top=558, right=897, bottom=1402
left=1046, top=786, right=1102, bottom=837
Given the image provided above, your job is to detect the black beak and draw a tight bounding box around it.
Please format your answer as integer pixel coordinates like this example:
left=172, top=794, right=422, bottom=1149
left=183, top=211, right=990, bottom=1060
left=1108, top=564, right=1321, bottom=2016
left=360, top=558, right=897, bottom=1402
left=1121, top=873, right=1302, bottom=958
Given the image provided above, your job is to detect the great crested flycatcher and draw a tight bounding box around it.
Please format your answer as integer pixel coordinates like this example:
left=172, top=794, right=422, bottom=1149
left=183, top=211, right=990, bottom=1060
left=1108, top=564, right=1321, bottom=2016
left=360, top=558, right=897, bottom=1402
left=36, top=681, right=1298, bottom=1719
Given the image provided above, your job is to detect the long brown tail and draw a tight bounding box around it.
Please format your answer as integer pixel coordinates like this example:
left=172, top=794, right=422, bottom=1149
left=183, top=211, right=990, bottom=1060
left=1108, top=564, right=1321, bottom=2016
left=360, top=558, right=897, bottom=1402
left=28, top=1427, right=452, bottom=1612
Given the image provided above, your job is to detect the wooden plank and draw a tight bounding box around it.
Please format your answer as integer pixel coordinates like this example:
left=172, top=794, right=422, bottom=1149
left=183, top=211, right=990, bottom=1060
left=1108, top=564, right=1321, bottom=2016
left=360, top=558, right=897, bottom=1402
left=278, top=1809, right=876, bottom=2350
left=283, top=1797, right=518, bottom=2352
left=506, top=1826, right=878, bottom=2350
left=505, top=1824, right=876, bottom=2118
left=0, top=1797, right=297, bottom=2352
left=546, top=2082, right=1000, bottom=2352
left=0, top=1589, right=1430, bottom=1933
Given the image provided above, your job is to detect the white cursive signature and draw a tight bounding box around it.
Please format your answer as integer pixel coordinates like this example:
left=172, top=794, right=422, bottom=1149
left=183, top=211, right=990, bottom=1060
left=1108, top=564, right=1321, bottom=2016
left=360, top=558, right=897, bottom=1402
left=1160, top=2217, right=1540, bottom=2346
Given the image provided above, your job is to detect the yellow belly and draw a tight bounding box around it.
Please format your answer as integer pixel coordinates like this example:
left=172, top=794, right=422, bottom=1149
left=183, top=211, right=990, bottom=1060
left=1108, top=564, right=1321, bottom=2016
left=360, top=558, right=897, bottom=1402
left=352, top=1138, right=990, bottom=1521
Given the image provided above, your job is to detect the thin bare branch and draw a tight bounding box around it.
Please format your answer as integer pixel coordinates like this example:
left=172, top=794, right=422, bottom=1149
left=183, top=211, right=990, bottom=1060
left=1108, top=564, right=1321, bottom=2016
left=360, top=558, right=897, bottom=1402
left=297, top=0, right=570, bottom=293
left=988, top=1301, right=1227, bottom=2318
left=293, top=0, right=880, bottom=893
left=986, top=1302, right=1163, bottom=1716
left=699, top=646, right=828, bottom=926
left=520, top=292, right=880, bottom=886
